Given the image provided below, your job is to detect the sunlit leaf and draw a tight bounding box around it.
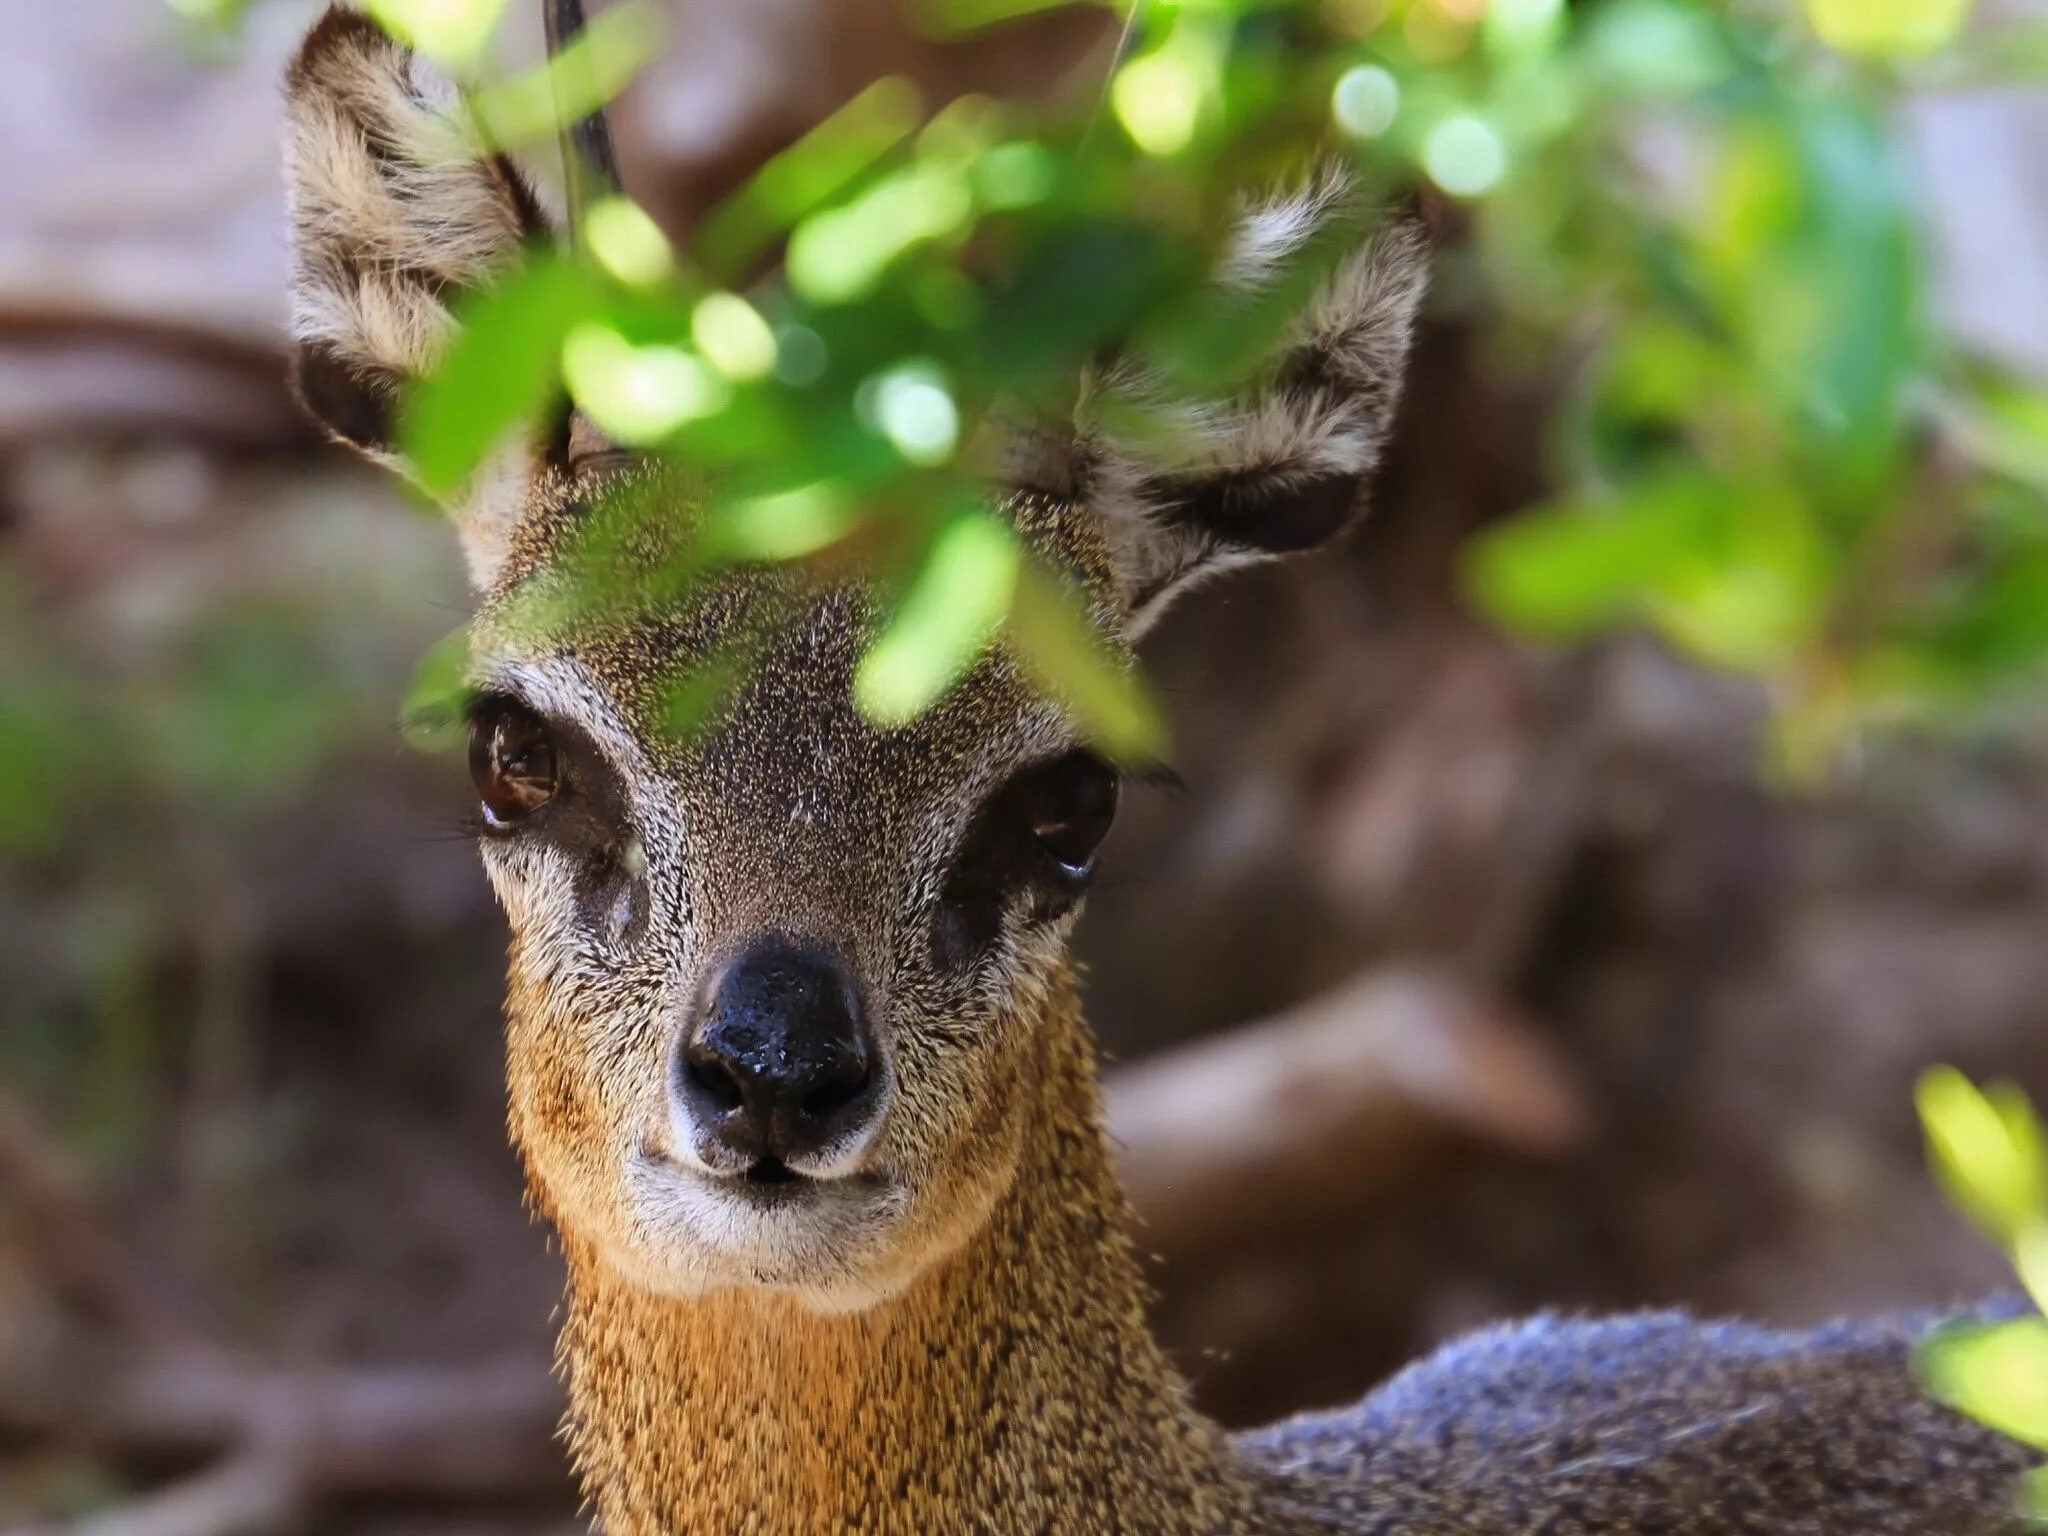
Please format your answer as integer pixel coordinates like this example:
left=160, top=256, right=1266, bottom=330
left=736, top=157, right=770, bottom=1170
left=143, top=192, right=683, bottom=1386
left=915, top=0, right=1092, bottom=37
left=1919, top=1065, right=2048, bottom=1246
left=693, top=294, right=779, bottom=380
left=2015, top=1224, right=2048, bottom=1320
left=1009, top=564, right=1168, bottom=765
left=466, top=0, right=661, bottom=146
left=1465, top=474, right=1715, bottom=639
left=400, top=255, right=601, bottom=496
left=973, top=141, right=1058, bottom=210
left=1938, top=370, right=2048, bottom=494
left=1331, top=65, right=1401, bottom=139
left=699, top=78, right=925, bottom=278
left=787, top=161, right=975, bottom=304
left=1484, top=0, right=1565, bottom=60
left=1581, top=0, right=1733, bottom=97
left=562, top=324, right=730, bottom=446
left=661, top=645, right=752, bottom=745
left=704, top=484, right=857, bottom=561
left=364, top=0, right=510, bottom=72
left=1806, top=0, right=1973, bottom=60
left=163, top=0, right=248, bottom=28
left=1114, top=54, right=1205, bottom=156
left=585, top=196, right=675, bottom=289
left=859, top=362, right=961, bottom=465
left=1424, top=114, right=1508, bottom=197
left=855, top=514, right=1020, bottom=725
left=1921, top=1318, right=2048, bottom=1450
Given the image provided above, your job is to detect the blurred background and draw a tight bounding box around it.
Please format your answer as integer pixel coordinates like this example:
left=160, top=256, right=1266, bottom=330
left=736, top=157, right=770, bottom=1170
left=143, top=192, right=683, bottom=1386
left=6, top=0, right=2048, bottom=1531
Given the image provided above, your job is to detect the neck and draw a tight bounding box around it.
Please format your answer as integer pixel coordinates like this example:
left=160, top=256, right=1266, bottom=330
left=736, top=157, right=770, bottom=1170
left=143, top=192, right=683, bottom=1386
left=552, top=977, right=1265, bottom=1536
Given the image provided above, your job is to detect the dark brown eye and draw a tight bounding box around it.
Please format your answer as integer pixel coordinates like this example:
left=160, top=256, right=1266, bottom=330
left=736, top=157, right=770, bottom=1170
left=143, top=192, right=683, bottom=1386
left=1021, top=751, right=1119, bottom=875
left=469, top=698, right=559, bottom=826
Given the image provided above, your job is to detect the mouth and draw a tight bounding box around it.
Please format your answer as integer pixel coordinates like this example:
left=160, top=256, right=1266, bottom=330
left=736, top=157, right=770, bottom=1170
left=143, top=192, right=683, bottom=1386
left=629, top=1145, right=899, bottom=1227
left=743, top=1156, right=801, bottom=1186
left=727, top=1155, right=825, bottom=1207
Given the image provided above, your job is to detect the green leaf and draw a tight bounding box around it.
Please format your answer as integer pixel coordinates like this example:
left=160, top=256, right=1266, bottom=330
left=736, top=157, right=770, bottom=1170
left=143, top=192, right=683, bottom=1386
left=703, top=484, right=858, bottom=562
left=0, top=682, right=80, bottom=858
left=979, top=219, right=1184, bottom=382
left=1921, top=1318, right=2048, bottom=1450
left=466, top=1, right=662, bottom=149
left=364, top=0, right=509, bottom=72
left=400, top=627, right=477, bottom=754
left=1465, top=474, right=1719, bottom=639
left=698, top=78, right=925, bottom=279
left=1918, top=1065, right=2048, bottom=1246
left=914, top=0, right=1094, bottom=39
left=661, top=646, right=752, bottom=746
left=1938, top=369, right=2048, bottom=495
left=1581, top=0, right=1734, bottom=98
left=400, top=255, right=602, bottom=495
left=562, top=324, right=730, bottom=446
left=1009, top=564, right=1167, bottom=766
left=855, top=513, right=1020, bottom=725
left=1468, top=470, right=1825, bottom=672
left=2015, top=1224, right=2048, bottom=1321
left=787, top=162, right=976, bottom=305
left=1806, top=0, right=1973, bottom=60
left=2023, top=1463, right=2048, bottom=1522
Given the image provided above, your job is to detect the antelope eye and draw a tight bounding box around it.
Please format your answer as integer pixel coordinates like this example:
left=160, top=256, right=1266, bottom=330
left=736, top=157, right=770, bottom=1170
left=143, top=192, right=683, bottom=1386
left=469, top=698, right=559, bottom=826
left=1020, top=751, right=1119, bottom=874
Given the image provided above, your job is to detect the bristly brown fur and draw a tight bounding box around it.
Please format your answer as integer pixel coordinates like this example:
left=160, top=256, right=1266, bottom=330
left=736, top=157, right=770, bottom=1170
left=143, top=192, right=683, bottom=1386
left=544, top=977, right=1269, bottom=1536
left=282, top=7, right=2036, bottom=1534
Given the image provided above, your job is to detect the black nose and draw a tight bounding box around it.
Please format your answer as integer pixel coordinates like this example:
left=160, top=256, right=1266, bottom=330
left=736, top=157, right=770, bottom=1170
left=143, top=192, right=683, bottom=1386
left=677, top=941, right=880, bottom=1169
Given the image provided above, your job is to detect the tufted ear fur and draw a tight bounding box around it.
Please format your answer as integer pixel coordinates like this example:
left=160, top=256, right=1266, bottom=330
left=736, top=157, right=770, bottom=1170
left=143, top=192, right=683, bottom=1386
left=284, top=6, right=552, bottom=581
left=1022, top=176, right=1430, bottom=635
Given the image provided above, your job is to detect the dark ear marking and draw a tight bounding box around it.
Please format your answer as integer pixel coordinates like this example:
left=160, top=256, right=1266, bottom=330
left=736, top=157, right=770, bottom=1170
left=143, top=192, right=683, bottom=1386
left=1158, top=469, right=1364, bottom=554
left=495, top=153, right=553, bottom=243
left=291, top=341, right=399, bottom=454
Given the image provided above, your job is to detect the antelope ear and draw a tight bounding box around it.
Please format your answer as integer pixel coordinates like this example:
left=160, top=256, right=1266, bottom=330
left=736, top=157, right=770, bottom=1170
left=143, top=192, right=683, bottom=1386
left=284, top=6, right=552, bottom=581
left=1045, top=178, right=1429, bottom=635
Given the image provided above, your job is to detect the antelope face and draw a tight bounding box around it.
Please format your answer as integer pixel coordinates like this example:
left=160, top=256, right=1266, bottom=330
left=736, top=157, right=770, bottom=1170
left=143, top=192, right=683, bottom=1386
left=462, top=480, right=1135, bottom=1305
left=283, top=5, right=1426, bottom=1308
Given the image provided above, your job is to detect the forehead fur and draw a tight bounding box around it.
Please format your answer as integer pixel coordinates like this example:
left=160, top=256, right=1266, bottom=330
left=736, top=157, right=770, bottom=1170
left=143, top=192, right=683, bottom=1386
left=472, top=466, right=1129, bottom=751
left=463, top=468, right=1136, bottom=979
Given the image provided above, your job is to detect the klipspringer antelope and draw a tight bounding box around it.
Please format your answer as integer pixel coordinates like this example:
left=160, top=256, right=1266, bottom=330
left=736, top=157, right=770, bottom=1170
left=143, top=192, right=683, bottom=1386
left=282, top=4, right=2036, bottom=1531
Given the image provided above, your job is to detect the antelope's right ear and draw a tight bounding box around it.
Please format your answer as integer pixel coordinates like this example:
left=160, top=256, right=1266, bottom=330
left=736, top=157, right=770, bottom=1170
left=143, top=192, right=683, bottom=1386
left=284, top=7, right=550, bottom=567
left=1012, top=176, right=1429, bottom=636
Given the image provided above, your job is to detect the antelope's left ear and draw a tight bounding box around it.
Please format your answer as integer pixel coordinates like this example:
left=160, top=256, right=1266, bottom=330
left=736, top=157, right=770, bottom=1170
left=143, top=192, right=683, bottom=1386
left=1039, top=181, right=1429, bottom=635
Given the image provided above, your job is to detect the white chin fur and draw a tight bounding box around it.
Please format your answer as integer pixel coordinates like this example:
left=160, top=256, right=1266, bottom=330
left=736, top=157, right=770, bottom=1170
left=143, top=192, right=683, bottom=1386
left=613, top=1155, right=916, bottom=1312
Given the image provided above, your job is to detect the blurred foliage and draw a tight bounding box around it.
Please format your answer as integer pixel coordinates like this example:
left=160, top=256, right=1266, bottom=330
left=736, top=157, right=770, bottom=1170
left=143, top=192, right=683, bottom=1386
left=0, top=511, right=432, bottom=1158
left=234, top=0, right=2044, bottom=781
left=1917, top=1068, right=2048, bottom=1519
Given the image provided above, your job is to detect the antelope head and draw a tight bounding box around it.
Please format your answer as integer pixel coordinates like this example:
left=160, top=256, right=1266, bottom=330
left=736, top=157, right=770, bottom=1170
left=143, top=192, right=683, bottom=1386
left=283, top=1, right=1428, bottom=1311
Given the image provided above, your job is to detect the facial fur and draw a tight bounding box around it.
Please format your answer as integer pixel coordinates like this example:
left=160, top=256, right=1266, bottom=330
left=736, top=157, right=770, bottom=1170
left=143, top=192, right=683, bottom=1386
left=477, top=477, right=1134, bottom=1308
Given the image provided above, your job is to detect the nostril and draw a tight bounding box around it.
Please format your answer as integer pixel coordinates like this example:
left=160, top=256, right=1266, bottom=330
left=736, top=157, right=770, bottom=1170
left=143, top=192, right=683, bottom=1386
left=685, top=1050, right=745, bottom=1114
left=800, top=1061, right=873, bottom=1122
